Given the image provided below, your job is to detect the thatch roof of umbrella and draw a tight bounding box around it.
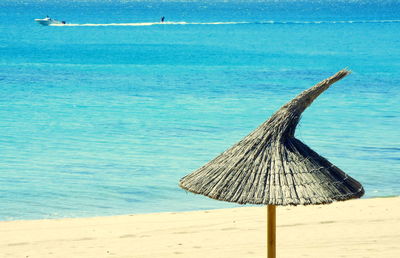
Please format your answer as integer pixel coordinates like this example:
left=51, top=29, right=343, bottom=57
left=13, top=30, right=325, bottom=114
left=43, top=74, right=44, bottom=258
left=180, top=69, right=364, bottom=206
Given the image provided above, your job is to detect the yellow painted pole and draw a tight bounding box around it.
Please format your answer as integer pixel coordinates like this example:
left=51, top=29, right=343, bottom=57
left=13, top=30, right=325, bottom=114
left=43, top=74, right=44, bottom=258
left=267, top=205, right=276, bottom=258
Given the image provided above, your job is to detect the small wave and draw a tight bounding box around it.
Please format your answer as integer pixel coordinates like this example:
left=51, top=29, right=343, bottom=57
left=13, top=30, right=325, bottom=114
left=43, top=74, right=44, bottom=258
left=50, top=20, right=400, bottom=27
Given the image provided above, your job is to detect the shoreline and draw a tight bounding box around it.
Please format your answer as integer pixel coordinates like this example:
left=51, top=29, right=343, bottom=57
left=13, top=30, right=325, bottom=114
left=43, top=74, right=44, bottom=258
left=1, top=195, right=397, bottom=223
left=1, top=196, right=399, bottom=257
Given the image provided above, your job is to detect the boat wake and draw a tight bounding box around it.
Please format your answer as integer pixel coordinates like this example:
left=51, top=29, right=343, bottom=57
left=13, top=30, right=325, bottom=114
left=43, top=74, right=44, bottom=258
left=51, top=20, right=400, bottom=27
left=51, top=21, right=247, bottom=26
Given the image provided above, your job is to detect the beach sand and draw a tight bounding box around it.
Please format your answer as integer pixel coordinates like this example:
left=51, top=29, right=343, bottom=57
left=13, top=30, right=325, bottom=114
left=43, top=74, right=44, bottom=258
left=1, top=197, right=399, bottom=258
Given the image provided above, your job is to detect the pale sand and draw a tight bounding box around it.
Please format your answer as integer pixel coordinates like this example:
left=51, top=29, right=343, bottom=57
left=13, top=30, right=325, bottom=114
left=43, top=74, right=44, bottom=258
left=1, top=197, right=399, bottom=258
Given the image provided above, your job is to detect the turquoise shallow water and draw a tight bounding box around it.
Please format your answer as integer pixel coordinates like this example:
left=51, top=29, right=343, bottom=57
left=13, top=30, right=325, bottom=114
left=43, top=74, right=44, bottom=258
left=0, top=0, right=399, bottom=221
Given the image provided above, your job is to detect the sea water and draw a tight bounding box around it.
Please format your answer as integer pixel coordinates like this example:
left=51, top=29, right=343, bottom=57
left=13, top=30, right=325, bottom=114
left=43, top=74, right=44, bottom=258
left=0, top=0, right=399, bottom=221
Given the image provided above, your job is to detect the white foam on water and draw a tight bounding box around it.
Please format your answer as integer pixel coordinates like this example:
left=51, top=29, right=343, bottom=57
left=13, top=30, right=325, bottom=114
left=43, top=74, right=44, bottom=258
left=51, top=22, right=158, bottom=26
left=50, top=21, right=252, bottom=26
left=50, top=19, right=400, bottom=27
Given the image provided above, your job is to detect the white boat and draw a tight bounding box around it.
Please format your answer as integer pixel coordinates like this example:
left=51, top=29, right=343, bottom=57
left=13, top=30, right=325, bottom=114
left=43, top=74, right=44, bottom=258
left=35, top=17, right=66, bottom=26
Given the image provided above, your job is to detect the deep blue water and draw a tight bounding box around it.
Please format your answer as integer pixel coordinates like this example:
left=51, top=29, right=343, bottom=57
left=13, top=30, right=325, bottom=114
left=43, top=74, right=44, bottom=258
left=0, top=0, right=399, bottom=221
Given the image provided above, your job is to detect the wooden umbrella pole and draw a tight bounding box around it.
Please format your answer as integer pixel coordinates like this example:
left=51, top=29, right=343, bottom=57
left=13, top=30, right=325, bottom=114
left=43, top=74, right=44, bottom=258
left=267, top=205, right=276, bottom=258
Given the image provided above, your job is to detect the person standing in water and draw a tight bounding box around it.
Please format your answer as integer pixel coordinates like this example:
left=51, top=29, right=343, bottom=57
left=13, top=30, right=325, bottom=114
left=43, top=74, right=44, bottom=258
left=161, top=16, right=165, bottom=23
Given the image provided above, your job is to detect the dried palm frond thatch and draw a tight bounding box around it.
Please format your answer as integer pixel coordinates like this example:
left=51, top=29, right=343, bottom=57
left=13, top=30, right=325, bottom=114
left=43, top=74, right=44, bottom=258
left=179, top=69, right=364, bottom=206
left=179, top=69, right=364, bottom=258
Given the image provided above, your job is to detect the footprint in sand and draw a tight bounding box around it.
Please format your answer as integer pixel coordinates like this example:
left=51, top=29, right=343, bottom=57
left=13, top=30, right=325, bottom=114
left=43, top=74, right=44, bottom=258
left=7, top=242, right=29, bottom=246
left=119, top=234, right=137, bottom=238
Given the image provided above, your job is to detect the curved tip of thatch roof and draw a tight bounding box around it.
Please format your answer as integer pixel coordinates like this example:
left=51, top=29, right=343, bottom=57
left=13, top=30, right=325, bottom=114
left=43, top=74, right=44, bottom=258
left=179, top=69, right=364, bottom=206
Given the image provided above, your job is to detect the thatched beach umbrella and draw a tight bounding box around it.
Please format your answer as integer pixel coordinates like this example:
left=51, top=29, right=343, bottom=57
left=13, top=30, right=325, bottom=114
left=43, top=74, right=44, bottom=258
left=179, top=69, right=364, bottom=257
